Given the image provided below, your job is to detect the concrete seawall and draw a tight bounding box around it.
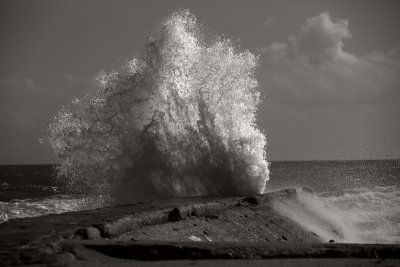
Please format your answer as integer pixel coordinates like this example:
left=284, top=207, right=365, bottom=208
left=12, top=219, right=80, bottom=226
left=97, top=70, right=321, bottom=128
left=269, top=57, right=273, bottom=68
left=0, top=189, right=399, bottom=266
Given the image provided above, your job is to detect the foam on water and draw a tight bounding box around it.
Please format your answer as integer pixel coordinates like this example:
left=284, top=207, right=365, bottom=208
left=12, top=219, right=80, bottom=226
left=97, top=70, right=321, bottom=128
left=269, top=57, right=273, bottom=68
left=0, top=195, right=106, bottom=223
left=44, top=10, right=269, bottom=203
left=320, top=186, right=400, bottom=243
left=273, top=186, right=400, bottom=244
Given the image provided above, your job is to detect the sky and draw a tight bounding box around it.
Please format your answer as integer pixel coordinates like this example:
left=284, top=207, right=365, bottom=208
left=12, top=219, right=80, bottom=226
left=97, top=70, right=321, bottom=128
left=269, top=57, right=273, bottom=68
left=1, top=0, right=399, bottom=163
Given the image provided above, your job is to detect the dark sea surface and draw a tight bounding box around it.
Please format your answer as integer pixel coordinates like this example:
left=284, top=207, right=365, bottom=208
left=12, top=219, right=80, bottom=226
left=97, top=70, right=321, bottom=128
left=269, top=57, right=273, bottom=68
left=0, top=165, right=58, bottom=202
left=1, top=160, right=399, bottom=243
left=267, top=160, right=400, bottom=192
left=0, top=164, right=100, bottom=223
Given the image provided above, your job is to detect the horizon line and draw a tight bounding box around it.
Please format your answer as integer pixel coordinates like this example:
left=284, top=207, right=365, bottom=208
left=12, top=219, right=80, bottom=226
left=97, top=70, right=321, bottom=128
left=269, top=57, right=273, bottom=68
left=0, top=158, right=399, bottom=166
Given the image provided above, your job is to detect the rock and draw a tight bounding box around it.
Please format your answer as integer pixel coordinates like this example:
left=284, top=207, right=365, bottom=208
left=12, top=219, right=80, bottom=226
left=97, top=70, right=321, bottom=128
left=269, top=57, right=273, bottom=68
left=242, top=195, right=260, bottom=205
left=168, top=208, right=183, bottom=221
left=75, top=227, right=101, bottom=240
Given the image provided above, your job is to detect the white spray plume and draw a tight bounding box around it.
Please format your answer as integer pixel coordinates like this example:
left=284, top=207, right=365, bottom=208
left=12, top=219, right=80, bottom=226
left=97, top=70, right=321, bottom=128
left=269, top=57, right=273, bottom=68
left=45, top=10, right=269, bottom=203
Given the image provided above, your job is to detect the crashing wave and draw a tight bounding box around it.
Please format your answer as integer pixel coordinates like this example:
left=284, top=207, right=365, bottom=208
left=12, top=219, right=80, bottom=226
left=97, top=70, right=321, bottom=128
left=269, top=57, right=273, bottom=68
left=44, top=10, right=269, bottom=203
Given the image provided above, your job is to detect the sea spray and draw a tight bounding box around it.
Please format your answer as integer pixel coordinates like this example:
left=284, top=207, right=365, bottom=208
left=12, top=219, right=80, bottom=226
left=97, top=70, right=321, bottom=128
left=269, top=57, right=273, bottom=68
left=321, top=186, right=400, bottom=244
left=273, top=190, right=361, bottom=243
left=45, top=10, right=269, bottom=203
left=273, top=186, right=400, bottom=243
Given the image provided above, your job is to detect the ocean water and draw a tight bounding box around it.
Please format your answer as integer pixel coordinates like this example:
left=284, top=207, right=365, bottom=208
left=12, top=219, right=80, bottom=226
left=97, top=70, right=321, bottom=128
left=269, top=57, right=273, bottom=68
left=267, top=160, right=400, bottom=244
left=1, top=160, right=399, bottom=244
left=0, top=165, right=106, bottom=223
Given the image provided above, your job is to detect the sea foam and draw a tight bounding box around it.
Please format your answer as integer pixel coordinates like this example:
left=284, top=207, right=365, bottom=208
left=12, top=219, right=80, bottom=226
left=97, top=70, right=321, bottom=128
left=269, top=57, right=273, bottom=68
left=45, top=10, right=269, bottom=203
left=273, top=186, right=400, bottom=244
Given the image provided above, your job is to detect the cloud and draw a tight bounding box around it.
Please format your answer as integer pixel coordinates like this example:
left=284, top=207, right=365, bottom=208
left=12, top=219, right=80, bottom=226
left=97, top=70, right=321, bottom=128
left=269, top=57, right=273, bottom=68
left=296, top=12, right=354, bottom=65
left=261, top=12, right=357, bottom=65
left=260, top=12, right=400, bottom=106
left=258, top=12, right=400, bottom=160
left=263, top=16, right=275, bottom=27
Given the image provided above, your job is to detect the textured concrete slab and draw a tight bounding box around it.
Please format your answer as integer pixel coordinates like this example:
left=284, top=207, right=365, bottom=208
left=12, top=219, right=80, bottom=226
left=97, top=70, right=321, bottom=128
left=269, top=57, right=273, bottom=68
left=0, top=189, right=399, bottom=266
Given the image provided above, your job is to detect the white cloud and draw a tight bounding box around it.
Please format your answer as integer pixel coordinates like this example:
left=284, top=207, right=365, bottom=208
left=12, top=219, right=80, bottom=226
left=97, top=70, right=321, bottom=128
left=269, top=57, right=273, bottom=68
left=296, top=12, right=355, bottom=65
left=260, top=12, right=400, bottom=106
